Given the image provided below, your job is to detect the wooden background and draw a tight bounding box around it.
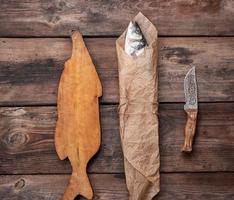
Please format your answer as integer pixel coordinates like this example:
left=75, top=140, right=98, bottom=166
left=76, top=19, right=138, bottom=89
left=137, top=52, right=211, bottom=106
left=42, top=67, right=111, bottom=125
left=0, top=0, right=234, bottom=199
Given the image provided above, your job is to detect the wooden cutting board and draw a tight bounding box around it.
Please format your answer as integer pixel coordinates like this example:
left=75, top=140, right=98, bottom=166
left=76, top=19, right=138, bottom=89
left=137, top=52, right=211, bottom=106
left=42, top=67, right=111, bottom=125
left=55, top=31, right=102, bottom=200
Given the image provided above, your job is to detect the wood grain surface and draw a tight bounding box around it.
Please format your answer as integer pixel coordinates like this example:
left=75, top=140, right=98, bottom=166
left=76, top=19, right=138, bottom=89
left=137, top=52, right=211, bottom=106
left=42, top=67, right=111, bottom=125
left=0, top=173, right=233, bottom=200
left=0, top=37, right=234, bottom=105
left=0, top=103, right=233, bottom=174
left=0, top=0, right=234, bottom=36
left=1, top=1, right=234, bottom=198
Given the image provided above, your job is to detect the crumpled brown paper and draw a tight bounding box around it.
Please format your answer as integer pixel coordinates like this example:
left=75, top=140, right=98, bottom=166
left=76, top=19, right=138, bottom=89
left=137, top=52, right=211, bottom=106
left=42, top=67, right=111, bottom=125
left=116, top=12, right=160, bottom=200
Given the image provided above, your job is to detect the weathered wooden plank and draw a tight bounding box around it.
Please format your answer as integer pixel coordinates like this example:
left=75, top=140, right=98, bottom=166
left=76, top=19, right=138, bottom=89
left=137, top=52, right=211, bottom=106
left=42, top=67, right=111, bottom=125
left=0, top=37, right=234, bottom=105
left=0, top=173, right=233, bottom=200
left=0, top=0, right=234, bottom=36
left=0, top=103, right=233, bottom=174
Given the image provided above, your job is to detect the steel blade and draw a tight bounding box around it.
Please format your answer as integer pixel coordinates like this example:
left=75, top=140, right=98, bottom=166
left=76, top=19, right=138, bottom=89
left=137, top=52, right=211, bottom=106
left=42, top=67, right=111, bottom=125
left=184, top=66, right=198, bottom=110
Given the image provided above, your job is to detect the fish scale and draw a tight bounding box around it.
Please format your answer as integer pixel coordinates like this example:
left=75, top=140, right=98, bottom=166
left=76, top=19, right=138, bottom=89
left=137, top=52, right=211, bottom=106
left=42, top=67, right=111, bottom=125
left=125, top=21, right=147, bottom=56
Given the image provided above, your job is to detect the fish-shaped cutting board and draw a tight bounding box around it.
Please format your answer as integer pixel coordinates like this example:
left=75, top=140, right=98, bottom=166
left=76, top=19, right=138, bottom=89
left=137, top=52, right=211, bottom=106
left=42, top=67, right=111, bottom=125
left=55, top=31, right=102, bottom=200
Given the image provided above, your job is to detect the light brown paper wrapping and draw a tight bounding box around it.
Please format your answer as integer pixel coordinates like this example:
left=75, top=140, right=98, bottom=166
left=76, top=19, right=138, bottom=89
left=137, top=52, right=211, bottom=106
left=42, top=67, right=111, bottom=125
left=116, top=12, right=160, bottom=200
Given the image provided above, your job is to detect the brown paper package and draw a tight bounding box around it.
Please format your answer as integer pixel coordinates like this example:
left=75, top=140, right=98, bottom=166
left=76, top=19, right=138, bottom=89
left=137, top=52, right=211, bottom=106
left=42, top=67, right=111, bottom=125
left=55, top=31, right=102, bottom=200
left=116, top=12, right=160, bottom=200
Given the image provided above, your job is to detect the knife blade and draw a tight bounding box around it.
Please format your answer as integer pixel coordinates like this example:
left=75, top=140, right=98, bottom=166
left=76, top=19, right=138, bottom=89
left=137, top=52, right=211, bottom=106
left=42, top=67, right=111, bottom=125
left=184, top=66, right=198, bottom=110
left=182, top=66, right=198, bottom=153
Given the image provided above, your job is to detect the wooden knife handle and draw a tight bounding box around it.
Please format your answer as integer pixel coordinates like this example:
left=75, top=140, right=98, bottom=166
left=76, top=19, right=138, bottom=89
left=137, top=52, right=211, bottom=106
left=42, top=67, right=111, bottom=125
left=182, top=109, right=198, bottom=153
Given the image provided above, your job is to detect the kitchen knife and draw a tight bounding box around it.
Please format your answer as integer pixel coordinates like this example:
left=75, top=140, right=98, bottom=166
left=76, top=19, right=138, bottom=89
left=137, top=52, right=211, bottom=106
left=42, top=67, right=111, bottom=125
left=182, top=66, right=198, bottom=153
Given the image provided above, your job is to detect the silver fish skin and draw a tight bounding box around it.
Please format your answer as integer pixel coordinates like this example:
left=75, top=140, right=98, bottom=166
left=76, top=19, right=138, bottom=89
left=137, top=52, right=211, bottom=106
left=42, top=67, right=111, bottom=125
left=125, top=21, right=147, bottom=56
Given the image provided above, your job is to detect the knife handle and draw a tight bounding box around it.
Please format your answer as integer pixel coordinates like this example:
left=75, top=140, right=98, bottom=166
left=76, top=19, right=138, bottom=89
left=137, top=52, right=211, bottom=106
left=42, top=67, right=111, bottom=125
left=182, top=109, right=198, bottom=153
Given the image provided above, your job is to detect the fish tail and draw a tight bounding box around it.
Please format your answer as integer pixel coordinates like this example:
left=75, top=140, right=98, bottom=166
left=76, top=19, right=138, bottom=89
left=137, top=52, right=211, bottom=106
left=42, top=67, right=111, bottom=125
left=62, top=171, right=93, bottom=200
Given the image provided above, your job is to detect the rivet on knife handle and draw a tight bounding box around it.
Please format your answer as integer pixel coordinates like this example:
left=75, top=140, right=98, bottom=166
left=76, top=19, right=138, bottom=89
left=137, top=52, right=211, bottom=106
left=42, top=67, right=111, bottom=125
left=182, top=66, right=198, bottom=153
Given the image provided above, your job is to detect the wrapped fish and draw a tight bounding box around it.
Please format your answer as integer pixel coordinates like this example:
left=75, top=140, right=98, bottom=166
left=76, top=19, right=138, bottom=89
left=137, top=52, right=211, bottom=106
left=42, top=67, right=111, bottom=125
left=116, top=12, right=160, bottom=200
left=125, top=21, right=147, bottom=56
left=55, top=31, right=102, bottom=200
